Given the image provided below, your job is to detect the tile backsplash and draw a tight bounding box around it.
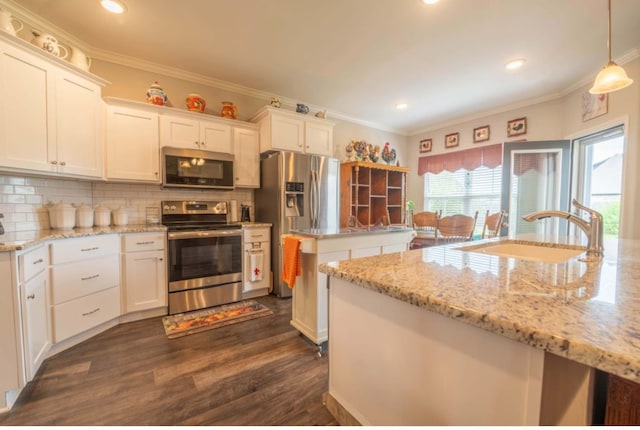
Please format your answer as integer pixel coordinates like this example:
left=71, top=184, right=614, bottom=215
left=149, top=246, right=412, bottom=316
left=0, top=174, right=253, bottom=233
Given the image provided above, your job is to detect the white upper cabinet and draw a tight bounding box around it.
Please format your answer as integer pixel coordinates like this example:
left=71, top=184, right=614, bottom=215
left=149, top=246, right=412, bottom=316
left=160, top=113, right=232, bottom=154
left=0, top=34, right=107, bottom=179
left=233, top=126, right=260, bottom=188
left=105, top=101, right=160, bottom=183
left=53, top=69, right=103, bottom=177
left=251, top=106, right=335, bottom=157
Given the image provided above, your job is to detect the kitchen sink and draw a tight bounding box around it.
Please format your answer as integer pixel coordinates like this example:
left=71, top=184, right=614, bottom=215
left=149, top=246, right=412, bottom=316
left=457, top=241, right=585, bottom=263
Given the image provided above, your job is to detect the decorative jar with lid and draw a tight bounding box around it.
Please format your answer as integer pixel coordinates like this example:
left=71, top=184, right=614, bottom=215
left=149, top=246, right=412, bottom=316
left=146, top=81, right=167, bottom=106
left=185, top=93, right=206, bottom=112
left=220, top=101, right=238, bottom=119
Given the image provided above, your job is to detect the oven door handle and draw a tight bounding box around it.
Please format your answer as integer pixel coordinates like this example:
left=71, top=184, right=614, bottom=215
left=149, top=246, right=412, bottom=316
left=168, top=230, right=242, bottom=240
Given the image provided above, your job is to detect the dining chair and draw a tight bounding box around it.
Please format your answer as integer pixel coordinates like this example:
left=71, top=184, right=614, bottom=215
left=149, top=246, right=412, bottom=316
left=410, top=210, right=441, bottom=249
left=482, top=210, right=505, bottom=239
left=437, top=211, right=478, bottom=243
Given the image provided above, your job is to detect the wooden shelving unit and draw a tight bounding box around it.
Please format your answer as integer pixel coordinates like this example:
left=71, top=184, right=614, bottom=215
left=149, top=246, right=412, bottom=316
left=340, top=161, right=409, bottom=227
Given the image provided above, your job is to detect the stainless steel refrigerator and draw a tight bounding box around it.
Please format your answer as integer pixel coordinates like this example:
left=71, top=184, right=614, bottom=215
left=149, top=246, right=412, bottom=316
left=254, top=151, right=339, bottom=298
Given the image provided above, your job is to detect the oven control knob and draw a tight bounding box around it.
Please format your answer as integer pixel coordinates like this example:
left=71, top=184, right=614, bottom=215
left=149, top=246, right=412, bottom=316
left=163, top=205, right=171, bottom=211
left=170, top=205, right=176, bottom=210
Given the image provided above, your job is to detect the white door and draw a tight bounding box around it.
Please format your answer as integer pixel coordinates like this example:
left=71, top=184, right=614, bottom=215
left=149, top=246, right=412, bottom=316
left=200, top=120, right=232, bottom=153
left=54, top=70, right=103, bottom=177
left=271, top=115, right=304, bottom=152
left=0, top=42, right=54, bottom=173
left=124, top=250, right=166, bottom=313
left=159, top=115, right=200, bottom=149
left=501, top=140, right=571, bottom=236
left=22, top=269, right=50, bottom=382
left=106, top=105, right=160, bottom=182
left=233, top=127, right=260, bottom=187
left=305, top=121, right=333, bottom=156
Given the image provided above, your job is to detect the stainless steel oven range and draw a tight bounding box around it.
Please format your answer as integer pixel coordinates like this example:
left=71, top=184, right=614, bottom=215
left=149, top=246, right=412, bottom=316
left=162, top=200, right=242, bottom=315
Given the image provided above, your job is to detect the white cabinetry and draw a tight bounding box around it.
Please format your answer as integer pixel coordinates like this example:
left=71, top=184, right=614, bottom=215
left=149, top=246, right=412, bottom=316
left=243, top=227, right=270, bottom=298
left=0, top=34, right=106, bottom=178
left=0, top=252, right=20, bottom=411
left=18, top=245, right=50, bottom=382
left=291, top=230, right=412, bottom=345
left=49, top=235, right=120, bottom=343
left=160, top=113, right=232, bottom=153
left=233, top=127, right=260, bottom=188
left=121, top=233, right=166, bottom=313
left=105, top=103, right=160, bottom=182
left=251, top=106, right=334, bottom=156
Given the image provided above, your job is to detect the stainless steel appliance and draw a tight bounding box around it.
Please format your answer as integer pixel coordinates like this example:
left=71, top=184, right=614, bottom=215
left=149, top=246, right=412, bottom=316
left=162, top=146, right=235, bottom=190
left=162, top=200, right=242, bottom=314
left=254, top=151, right=339, bottom=298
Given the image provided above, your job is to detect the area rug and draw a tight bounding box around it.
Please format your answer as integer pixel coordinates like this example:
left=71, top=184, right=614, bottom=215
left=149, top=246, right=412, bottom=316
left=162, top=300, right=273, bottom=339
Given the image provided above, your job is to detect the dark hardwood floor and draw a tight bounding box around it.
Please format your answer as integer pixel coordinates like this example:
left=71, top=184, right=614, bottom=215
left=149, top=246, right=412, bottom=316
left=0, top=295, right=338, bottom=426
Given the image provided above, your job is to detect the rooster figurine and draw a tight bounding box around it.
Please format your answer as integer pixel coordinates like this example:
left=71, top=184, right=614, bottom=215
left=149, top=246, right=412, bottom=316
left=381, top=142, right=397, bottom=165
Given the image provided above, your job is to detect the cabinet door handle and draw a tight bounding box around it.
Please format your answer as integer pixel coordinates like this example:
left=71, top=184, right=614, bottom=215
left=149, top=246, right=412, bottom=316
left=155, top=172, right=159, bottom=177
left=82, top=307, right=100, bottom=317
left=80, top=247, right=99, bottom=252
left=60, top=161, right=66, bottom=166
left=26, top=293, right=35, bottom=300
left=51, top=160, right=58, bottom=165
left=194, top=141, right=199, bottom=147
left=81, top=274, right=100, bottom=281
left=158, top=258, right=164, bottom=261
left=33, top=258, right=44, bottom=265
left=135, top=241, right=155, bottom=245
left=200, top=141, right=206, bottom=147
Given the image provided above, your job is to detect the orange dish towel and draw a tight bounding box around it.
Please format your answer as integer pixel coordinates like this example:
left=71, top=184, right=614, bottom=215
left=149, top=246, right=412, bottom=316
left=281, top=236, right=301, bottom=289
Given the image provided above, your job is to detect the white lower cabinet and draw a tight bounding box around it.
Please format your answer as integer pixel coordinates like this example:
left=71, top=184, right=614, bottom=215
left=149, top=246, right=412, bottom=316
left=49, top=235, right=120, bottom=343
left=21, top=269, right=49, bottom=381
left=17, top=244, right=51, bottom=383
left=122, top=233, right=166, bottom=313
left=51, top=287, right=120, bottom=342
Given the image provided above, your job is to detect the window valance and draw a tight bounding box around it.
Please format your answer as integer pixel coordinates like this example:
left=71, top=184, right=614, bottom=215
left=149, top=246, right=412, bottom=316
left=418, top=143, right=502, bottom=175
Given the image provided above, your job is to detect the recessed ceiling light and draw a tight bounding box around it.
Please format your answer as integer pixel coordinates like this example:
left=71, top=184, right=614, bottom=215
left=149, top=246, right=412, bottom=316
left=505, top=58, right=526, bottom=70
left=100, top=0, right=127, bottom=14
left=396, top=103, right=408, bottom=110
left=422, top=0, right=440, bottom=4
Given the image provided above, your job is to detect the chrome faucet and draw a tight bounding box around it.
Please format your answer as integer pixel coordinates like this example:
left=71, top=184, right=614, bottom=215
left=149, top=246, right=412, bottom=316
left=522, top=199, right=604, bottom=258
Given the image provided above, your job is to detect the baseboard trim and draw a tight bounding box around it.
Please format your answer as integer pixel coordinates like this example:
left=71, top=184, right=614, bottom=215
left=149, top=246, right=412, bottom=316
left=323, top=392, right=361, bottom=426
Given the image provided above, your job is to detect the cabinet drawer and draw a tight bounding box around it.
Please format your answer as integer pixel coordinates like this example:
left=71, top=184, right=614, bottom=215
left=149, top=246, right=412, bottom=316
left=243, top=228, right=270, bottom=243
left=19, top=245, right=49, bottom=282
left=122, top=233, right=165, bottom=252
left=51, top=286, right=120, bottom=343
left=50, top=255, right=119, bottom=305
left=50, top=234, right=118, bottom=264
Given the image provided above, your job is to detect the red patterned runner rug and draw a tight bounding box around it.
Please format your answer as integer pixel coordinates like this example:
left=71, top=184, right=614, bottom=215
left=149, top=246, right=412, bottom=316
left=162, top=300, right=273, bottom=339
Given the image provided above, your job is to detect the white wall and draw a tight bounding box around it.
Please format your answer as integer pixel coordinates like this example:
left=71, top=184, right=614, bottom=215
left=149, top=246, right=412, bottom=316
left=408, top=57, right=639, bottom=239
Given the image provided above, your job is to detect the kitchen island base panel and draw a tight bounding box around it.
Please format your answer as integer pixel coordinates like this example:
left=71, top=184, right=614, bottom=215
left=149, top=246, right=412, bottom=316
left=328, top=277, right=594, bottom=425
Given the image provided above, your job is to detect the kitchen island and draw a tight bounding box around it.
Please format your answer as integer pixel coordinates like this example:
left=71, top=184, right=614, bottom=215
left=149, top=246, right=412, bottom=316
left=319, top=236, right=640, bottom=425
left=286, top=226, right=413, bottom=346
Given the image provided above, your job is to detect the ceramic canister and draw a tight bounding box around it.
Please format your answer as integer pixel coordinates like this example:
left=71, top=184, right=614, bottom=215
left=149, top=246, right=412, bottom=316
left=94, top=205, right=111, bottom=227
left=75, top=203, right=94, bottom=228
left=112, top=207, right=128, bottom=226
left=146, top=81, right=167, bottom=106
left=185, top=93, right=205, bottom=112
left=31, top=31, right=68, bottom=58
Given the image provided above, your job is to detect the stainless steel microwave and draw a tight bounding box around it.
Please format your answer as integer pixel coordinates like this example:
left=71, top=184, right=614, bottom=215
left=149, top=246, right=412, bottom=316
left=162, top=147, right=235, bottom=190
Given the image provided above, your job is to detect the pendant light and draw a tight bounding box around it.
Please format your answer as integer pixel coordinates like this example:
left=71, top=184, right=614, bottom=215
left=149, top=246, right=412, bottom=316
left=589, top=0, right=633, bottom=94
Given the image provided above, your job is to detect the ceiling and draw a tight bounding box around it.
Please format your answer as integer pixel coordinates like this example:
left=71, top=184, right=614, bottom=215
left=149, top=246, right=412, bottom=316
left=6, top=0, right=640, bottom=135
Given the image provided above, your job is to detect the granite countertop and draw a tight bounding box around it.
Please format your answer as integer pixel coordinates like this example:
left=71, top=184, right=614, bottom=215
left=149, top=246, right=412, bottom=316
left=291, top=225, right=413, bottom=239
left=0, top=225, right=167, bottom=252
left=319, top=236, right=640, bottom=383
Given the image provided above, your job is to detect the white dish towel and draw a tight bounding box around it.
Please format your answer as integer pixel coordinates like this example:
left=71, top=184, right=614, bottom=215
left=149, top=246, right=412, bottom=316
left=250, top=252, right=263, bottom=282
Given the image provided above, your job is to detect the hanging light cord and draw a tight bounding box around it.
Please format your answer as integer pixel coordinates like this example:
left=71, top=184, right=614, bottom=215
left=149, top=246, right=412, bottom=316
left=606, top=0, right=612, bottom=64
